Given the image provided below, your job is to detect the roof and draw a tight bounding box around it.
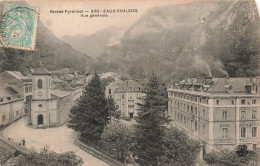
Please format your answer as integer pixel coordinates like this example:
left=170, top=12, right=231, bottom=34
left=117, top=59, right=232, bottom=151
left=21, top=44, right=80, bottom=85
left=54, top=81, right=74, bottom=91
left=172, top=77, right=258, bottom=94
left=4, top=71, right=26, bottom=81
left=32, top=66, right=52, bottom=76
left=0, top=136, right=29, bottom=164
left=51, top=89, right=71, bottom=98
left=0, top=83, right=23, bottom=103
left=116, top=80, right=143, bottom=93
left=107, top=80, right=123, bottom=88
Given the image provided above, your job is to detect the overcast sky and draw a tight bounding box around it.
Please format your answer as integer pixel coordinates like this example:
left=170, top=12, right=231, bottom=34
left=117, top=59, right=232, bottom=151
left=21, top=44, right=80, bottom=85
left=25, top=0, right=260, bottom=39
left=25, top=0, right=200, bottom=39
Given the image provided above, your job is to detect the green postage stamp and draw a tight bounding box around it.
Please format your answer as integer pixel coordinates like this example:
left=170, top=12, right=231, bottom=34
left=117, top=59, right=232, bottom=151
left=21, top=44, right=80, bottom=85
left=0, top=3, right=39, bottom=50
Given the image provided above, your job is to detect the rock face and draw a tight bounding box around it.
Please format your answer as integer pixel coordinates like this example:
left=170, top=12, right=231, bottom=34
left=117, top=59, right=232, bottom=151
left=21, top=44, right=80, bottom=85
left=98, top=0, right=260, bottom=83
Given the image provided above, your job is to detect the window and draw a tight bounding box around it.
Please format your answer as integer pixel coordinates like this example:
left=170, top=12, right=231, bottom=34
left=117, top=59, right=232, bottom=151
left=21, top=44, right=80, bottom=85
left=203, top=109, right=206, bottom=118
left=29, top=86, right=32, bottom=92
left=25, top=87, right=28, bottom=93
left=109, top=89, right=111, bottom=95
left=39, top=104, right=43, bottom=108
left=241, top=127, right=246, bottom=138
left=6, top=97, right=11, bottom=101
left=122, top=94, right=125, bottom=99
left=216, top=100, right=219, bottom=105
left=191, top=106, right=193, bottom=114
left=195, top=98, right=197, bottom=102
left=16, top=111, right=19, bottom=116
left=231, top=100, right=235, bottom=105
left=202, top=124, right=206, bottom=135
left=191, top=120, right=194, bottom=130
left=199, top=98, right=202, bottom=103
left=252, top=110, right=257, bottom=120
left=222, top=111, right=228, bottom=120
left=252, top=99, right=256, bottom=105
left=177, top=102, right=179, bottom=108
left=38, top=79, right=43, bottom=89
left=0, top=98, right=3, bottom=102
left=241, top=111, right=246, bottom=120
left=177, top=114, right=179, bottom=121
left=2, top=115, right=6, bottom=122
left=184, top=104, right=186, bottom=111
left=206, top=99, right=209, bottom=104
left=181, top=115, right=183, bottom=123
left=184, top=117, right=186, bottom=124
left=187, top=105, right=189, bottom=112
left=195, top=122, right=198, bottom=131
left=195, top=107, right=197, bottom=115
left=221, top=128, right=228, bottom=138
left=175, top=112, right=177, bottom=120
left=241, top=99, right=245, bottom=105
left=253, top=144, right=257, bottom=150
left=252, top=127, right=257, bottom=137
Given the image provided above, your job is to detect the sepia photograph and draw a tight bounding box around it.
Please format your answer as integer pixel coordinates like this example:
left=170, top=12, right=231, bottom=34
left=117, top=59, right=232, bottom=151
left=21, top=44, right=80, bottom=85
left=0, top=0, right=259, bottom=165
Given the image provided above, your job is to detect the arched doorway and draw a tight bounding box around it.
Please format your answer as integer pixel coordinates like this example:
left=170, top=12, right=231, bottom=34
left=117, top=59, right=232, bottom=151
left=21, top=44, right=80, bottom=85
left=38, top=114, right=43, bottom=125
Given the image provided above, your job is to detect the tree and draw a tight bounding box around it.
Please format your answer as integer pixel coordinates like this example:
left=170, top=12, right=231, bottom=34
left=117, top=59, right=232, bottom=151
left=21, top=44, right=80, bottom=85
left=134, top=73, right=169, bottom=166
left=101, top=122, right=134, bottom=164
left=204, top=149, right=260, bottom=166
left=159, top=127, right=201, bottom=166
left=107, top=96, right=118, bottom=122
left=13, top=147, right=83, bottom=166
left=67, top=72, right=108, bottom=143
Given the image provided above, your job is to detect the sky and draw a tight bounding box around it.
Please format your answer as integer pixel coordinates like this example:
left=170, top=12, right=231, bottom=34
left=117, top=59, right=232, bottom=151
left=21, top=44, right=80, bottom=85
left=24, top=0, right=260, bottom=39
left=25, top=0, right=197, bottom=39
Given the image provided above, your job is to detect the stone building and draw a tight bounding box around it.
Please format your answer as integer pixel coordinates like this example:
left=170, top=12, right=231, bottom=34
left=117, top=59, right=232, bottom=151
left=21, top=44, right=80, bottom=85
left=167, top=77, right=260, bottom=157
left=114, top=80, right=145, bottom=118
left=30, top=66, right=72, bottom=128
left=0, top=71, right=32, bottom=127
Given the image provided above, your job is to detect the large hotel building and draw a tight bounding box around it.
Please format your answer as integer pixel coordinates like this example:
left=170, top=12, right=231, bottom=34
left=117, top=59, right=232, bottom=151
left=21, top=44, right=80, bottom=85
left=167, top=76, right=260, bottom=156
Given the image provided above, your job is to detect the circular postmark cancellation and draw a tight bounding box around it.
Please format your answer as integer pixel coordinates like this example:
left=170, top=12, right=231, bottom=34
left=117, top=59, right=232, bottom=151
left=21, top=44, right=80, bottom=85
left=0, top=4, right=39, bottom=50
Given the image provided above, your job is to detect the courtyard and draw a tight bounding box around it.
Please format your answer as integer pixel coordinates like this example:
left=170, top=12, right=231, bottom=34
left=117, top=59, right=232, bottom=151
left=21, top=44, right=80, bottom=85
left=0, top=117, right=109, bottom=166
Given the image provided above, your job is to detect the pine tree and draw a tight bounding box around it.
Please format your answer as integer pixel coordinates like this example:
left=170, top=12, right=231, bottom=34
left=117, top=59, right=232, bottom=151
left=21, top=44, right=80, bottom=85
left=134, top=73, right=169, bottom=166
left=67, top=73, right=108, bottom=142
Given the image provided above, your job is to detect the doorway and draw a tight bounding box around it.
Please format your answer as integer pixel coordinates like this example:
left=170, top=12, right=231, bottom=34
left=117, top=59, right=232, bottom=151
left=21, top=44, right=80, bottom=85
left=38, top=114, right=43, bottom=125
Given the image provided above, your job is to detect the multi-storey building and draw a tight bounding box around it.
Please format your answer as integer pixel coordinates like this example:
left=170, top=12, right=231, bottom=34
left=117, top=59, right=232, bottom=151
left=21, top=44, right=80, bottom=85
left=105, top=80, right=123, bottom=99
left=167, top=77, right=260, bottom=157
left=0, top=71, right=32, bottom=127
left=114, top=80, right=145, bottom=118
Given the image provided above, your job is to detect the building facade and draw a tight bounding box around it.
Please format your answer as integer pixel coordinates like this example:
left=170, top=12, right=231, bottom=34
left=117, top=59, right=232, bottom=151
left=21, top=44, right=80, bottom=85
left=0, top=71, right=32, bottom=127
left=167, top=77, right=260, bottom=156
left=30, top=66, right=72, bottom=128
left=114, top=80, right=145, bottom=118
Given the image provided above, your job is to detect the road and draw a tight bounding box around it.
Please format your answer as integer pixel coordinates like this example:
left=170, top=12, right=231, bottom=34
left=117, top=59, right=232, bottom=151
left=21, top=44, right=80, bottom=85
left=1, top=117, right=109, bottom=166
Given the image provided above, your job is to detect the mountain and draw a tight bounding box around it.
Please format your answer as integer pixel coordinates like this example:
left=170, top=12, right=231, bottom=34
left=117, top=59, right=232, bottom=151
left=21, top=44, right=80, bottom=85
left=0, top=20, right=93, bottom=74
left=0, top=1, right=93, bottom=74
left=97, top=0, right=260, bottom=83
left=62, top=26, right=123, bottom=59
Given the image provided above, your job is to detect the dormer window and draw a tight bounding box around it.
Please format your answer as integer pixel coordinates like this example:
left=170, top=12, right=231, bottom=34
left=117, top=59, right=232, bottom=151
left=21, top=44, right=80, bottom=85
left=6, top=97, right=11, bottom=101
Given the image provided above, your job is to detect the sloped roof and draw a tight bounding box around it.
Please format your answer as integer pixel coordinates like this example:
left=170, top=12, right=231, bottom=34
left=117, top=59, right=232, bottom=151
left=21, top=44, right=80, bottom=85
left=54, top=81, right=74, bottom=91
left=5, top=71, right=26, bottom=81
left=32, top=66, right=52, bottom=75
left=51, top=89, right=71, bottom=98
left=116, top=80, right=143, bottom=93
left=175, top=77, right=255, bottom=94
left=107, top=80, right=123, bottom=88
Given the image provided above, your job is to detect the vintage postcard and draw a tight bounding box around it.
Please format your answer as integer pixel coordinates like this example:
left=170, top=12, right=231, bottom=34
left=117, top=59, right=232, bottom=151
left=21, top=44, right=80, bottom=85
left=0, top=0, right=260, bottom=166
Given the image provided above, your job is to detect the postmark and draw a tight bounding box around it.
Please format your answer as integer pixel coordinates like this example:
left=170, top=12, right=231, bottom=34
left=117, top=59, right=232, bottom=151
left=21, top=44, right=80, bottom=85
left=0, top=4, right=39, bottom=50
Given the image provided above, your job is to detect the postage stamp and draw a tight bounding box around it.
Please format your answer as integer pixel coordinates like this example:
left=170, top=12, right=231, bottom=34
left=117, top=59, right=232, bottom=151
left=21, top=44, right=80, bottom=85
left=0, top=4, right=39, bottom=50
